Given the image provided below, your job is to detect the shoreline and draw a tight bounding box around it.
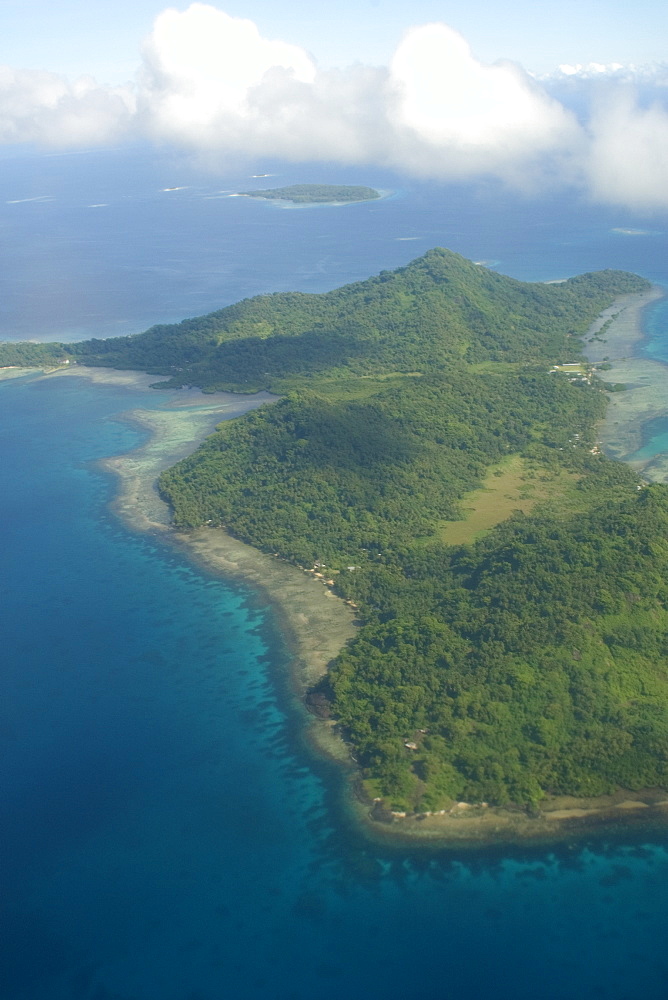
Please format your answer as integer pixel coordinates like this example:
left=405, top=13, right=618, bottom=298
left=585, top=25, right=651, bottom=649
left=8, top=365, right=360, bottom=769
left=345, top=285, right=668, bottom=847
left=354, top=285, right=668, bottom=848
left=34, top=338, right=668, bottom=849
left=582, top=285, right=668, bottom=479
left=62, top=368, right=360, bottom=735
left=350, top=786, right=668, bottom=850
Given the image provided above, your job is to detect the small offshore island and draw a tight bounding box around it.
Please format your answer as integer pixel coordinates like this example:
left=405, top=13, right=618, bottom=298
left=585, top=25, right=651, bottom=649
left=238, top=183, right=381, bottom=204
left=4, top=248, right=668, bottom=847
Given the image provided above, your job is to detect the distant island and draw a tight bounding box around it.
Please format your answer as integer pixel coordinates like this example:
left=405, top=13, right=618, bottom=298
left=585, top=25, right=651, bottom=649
left=5, top=249, right=668, bottom=837
left=239, top=184, right=381, bottom=204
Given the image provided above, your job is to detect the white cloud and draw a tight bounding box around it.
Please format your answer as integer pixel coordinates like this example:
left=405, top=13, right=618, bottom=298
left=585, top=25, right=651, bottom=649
left=136, top=5, right=394, bottom=164
left=586, top=87, right=668, bottom=210
left=556, top=63, right=627, bottom=78
left=136, top=10, right=581, bottom=187
left=389, top=25, right=573, bottom=148
left=0, top=67, right=135, bottom=145
left=384, top=24, right=580, bottom=182
left=1, top=5, right=668, bottom=211
left=139, top=3, right=316, bottom=140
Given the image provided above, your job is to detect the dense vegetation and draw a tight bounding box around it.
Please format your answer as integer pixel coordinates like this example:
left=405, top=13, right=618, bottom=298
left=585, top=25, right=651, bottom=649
left=4, top=248, right=664, bottom=813
left=239, top=184, right=381, bottom=203
left=326, top=484, right=668, bottom=808
left=0, top=249, right=648, bottom=394
left=161, top=362, right=668, bottom=808
left=0, top=341, right=70, bottom=367
left=159, top=370, right=607, bottom=563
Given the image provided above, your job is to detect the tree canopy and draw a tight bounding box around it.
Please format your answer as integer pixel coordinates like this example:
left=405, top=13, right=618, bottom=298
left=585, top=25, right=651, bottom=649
left=239, top=184, right=381, bottom=203
left=2, top=248, right=661, bottom=813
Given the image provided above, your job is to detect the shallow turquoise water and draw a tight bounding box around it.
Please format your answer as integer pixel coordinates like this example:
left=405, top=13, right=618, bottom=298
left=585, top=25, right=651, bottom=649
left=628, top=418, right=668, bottom=463
left=3, top=377, right=668, bottom=1000
left=2, top=151, right=668, bottom=999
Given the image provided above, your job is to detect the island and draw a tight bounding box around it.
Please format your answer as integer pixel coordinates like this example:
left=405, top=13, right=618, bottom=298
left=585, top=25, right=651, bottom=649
left=238, top=183, right=381, bottom=204
left=4, top=248, right=668, bottom=842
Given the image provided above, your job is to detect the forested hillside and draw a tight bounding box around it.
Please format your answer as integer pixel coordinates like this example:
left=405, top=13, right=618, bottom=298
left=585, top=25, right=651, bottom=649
left=161, top=359, right=668, bottom=808
left=0, top=249, right=647, bottom=392
left=159, top=369, right=607, bottom=562
left=4, top=249, right=663, bottom=813
left=326, top=485, right=668, bottom=808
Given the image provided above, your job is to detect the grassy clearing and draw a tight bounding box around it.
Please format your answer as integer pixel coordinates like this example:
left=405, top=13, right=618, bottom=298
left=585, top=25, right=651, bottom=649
left=438, top=455, right=579, bottom=545
left=278, top=372, right=423, bottom=401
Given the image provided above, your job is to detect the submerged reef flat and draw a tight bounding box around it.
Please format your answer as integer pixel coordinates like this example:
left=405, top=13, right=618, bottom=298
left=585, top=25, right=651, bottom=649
left=85, top=349, right=668, bottom=850
left=44, top=365, right=167, bottom=390
left=0, top=366, right=46, bottom=380
left=171, top=527, right=357, bottom=697
left=583, top=287, right=668, bottom=476
left=583, top=286, right=663, bottom=363
left=355, top=786, right=668, bottom=849
left=66, top=369, right=358, bottom=715
left=16, top=258, right=668, bottom=848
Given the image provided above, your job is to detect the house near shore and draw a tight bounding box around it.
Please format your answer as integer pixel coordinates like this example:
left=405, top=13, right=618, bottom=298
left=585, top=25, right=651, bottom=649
left=548, top=363, right=584, bottom=373
left=548, top=362, right=592, bottom=385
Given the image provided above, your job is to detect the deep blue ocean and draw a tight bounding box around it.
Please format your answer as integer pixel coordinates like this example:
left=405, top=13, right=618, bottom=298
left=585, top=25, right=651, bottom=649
left=2, top=145, right=668, bottom=1000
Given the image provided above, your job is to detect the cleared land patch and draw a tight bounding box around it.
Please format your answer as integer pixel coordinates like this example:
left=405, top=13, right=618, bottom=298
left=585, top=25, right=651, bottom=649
left=439, top=455, right=578, bottom=545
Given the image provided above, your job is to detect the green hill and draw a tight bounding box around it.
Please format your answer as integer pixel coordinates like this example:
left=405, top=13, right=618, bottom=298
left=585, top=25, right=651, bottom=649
left=4, top=249, right=665, bottom=814
left=0, top=249, right=648, bottom=393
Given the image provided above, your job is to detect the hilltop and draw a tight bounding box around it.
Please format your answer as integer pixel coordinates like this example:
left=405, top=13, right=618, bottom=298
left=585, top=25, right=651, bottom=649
left=0, top=249, right=647, bottom=392
left=4, top=250, right=667, bottom=817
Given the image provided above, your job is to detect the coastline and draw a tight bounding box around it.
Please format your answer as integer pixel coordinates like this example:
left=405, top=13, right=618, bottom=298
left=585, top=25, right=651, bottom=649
left=47, top=332, right=668, bottom=848
left=353, top=786, right=668, bottom=850
left=582, top=285, right=668, bottom=479
left=355, top=284, right=668, bottom=848
left=0, top=365, right=48, bottom=381
left=67, top=367, right=359, bottom=735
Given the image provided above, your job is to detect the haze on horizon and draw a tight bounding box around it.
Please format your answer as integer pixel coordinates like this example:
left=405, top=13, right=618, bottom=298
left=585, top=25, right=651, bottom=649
left=1, top=1, right=668, bottom=211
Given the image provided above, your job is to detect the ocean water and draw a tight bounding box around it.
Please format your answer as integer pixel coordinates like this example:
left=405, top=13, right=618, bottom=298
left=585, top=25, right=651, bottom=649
left=2, top=147, right=668, bottom=1000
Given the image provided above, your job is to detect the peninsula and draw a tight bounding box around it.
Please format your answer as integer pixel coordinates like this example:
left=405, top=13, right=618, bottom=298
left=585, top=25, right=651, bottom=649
left=4, top=249, right=667, bottom=839
left=238, top=183, right=381, bottom=204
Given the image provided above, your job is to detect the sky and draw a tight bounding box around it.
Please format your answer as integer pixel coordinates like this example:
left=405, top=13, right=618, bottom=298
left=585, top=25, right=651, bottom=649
left=1, top=1, right=668, bottom=211
left=3, top=0, right=668, bottom=81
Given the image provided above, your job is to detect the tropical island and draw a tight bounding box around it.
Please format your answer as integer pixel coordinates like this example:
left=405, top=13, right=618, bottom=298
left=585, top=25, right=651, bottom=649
left=238, top=183, right=381, bottom=204
left=4, top=248, right=668, bottom=837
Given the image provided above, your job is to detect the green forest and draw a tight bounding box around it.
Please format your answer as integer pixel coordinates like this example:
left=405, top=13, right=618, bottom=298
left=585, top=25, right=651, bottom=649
left=0, top=249, right=647, bottom=392
left=3, top=248, right=665, bottom=813
left=239, top=184, right=381, bottom=203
